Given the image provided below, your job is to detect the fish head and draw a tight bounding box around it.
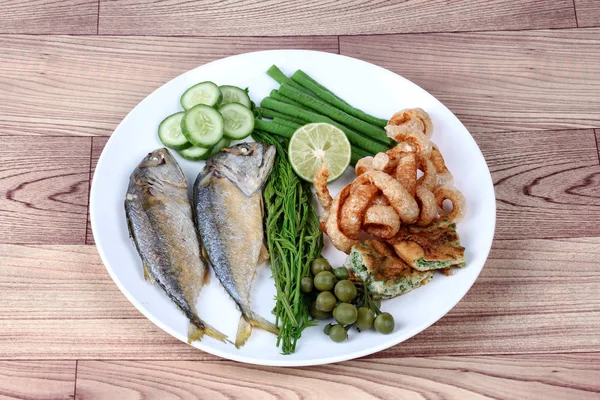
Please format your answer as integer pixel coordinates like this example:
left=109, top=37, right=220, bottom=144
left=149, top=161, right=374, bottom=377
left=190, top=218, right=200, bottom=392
left=207, top=142, right=276, bottom=196
left=131, top=148, right=187, bottom=192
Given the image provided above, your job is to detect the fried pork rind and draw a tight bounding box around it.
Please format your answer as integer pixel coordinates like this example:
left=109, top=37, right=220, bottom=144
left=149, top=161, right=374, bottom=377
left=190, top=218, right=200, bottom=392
left=385, top=125, right=432, bottom=158
left=355, top=156, right=374, bottom=176
left=344, top=240, right=434, bottom=299
left=388, top=108, right=434, bottom=139
left=324, top=185, right=359, bottom=254
left=394, top=153, right=417, bottom=197
left=386, top=108, right=434, bottom=158
left=417, top=157, right=437, bottom=191
left=319, top=107, right=467, bottom=270
left=361, top=170, right=419, bottom=224
left=313, top=163, right=333, bottom=229
left=415, top=185, right=440, bottom=227
left=371, top=195, right=390, bottom=206
left=431, top=144, right=454, bottom=187
left=363, top=205, right=401, bottom=239
left=340, top=183, right=379, bottom=238
left=391, top=220, right=465, bottom=271
left=435, top=187, right=466, bottom=223
left=372, top=152, right=390, bottom=171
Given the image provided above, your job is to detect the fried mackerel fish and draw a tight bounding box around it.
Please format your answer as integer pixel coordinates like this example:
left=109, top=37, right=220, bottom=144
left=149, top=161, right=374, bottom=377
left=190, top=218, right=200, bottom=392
left=344, top=240, right=434, bottom=300
left=391, top=220, right=465, bottom=272
left=125, top=148, right=228, bottom=344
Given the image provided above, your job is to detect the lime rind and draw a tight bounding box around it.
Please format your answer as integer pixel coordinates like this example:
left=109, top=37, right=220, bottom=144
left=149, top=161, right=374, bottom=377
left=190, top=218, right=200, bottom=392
left=288, top=123, right=351, bottom=183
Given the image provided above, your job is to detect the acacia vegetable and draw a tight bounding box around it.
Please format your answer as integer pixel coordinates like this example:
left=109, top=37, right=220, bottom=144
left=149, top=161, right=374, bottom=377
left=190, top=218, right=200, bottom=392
left=251, top=131, right=323, bottom=354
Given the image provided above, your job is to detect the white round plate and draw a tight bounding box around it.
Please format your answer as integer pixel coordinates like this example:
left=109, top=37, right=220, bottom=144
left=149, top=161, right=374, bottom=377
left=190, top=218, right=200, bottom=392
left=91, top=50, right=495, bottom=366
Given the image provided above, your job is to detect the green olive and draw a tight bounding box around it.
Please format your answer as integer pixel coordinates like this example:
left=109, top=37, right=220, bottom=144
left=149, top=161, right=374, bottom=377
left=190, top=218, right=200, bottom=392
left=333, top=266, right=350, bottom=280
left=333, top=303, right=358, bottom=325
left=323, top=323, right=333, bottom=335
left=315, top=291, right=337, bottom=312
left=310, top=301, right=332, bottom=320
left=356, top=307, right=375, bottom=330
left=374, top=312, right=395, bottom=334
left=300, top=277, right=314, bottom=293
left=334, top=280, right=357, bottom=302
left=329, top=324, right=347, bottom=343
left=314, top=271, right=336, bottom=291
left=311, top=258, right=331, bottom=276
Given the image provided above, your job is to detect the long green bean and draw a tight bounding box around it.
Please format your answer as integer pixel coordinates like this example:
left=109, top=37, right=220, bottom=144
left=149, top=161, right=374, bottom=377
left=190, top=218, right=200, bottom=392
left=261, top=97, right=388, bottom=154
left=270, top=89, right=303, bottom=107
left=254, top=118, right=295, bottom=138
left=256, top=107, right=306, bottom=125
left=266, top=65, right=309, bottom=93
left=278, top=83, right=391, bottom=146
left=291, top=69, right=388, bottom=128
left=273, top=117, right=302, bottom=130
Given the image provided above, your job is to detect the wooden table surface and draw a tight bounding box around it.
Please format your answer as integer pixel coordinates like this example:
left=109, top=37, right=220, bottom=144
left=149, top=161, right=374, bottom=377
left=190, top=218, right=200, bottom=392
left=1, top=1, right=600, bottom=399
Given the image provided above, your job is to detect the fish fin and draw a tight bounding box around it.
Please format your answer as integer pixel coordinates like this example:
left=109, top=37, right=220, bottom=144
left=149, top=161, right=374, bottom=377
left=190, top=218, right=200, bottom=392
left=142, top=262, right=155, bottom=284
left=235, top=315, right=252, bottom=349
left=235, top=311, right=280, bottom=348
left=188, top=320, right=229, bottom=344
left=258, top=244, right=270, bottom=265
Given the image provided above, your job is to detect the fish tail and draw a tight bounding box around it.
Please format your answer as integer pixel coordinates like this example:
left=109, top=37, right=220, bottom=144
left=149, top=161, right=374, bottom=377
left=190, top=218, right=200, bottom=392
left=188, top=319, right=229, bottom=344
left=235, top=310, right=279, bottom=349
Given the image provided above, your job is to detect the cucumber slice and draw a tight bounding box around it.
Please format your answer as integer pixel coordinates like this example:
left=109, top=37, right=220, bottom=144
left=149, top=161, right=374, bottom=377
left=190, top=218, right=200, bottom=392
left=178, top=145, right=210, bottom=161
left=181, top=104, right=224, bottom=147
left=209, top=137, right=231, bottom=157
left=219, top=85, right=252, bottom=108
left=180, top=81, right=222, bottom=110
left=218, top=103, right=255, bottom=140
left=157, top=112, right=191, bottom=150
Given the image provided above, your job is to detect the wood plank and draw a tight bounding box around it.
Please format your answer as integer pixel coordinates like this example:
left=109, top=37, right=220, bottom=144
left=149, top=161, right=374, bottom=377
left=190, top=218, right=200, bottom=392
left=0, top=35, right=337, bottom=137
left=76, top=355, right=600, bottom=400
left=0, top=137, right=91, bottom=244
left=0, top=361, right=75, bottom=400
left=86, top=137, right=109, bottom=245
left=0, top=244, right=139, bottom=319
left=575, top=0, right=600, bottom=28
left=1, top=238, right=599, bottom=359
left=340, top=29, right=600, bottom=134
left=477, top=129, right=600, bottom=240
left=0, top=0, right=97, bottom=34
left=97, top=0, right=576, bottom=36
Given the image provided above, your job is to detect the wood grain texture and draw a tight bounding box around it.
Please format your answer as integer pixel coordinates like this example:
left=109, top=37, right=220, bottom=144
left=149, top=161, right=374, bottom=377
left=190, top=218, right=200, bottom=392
left=1, top=238, right=599, bottom=359
left=76, top=355, right=600, bottom=400
left=478, top=129, right=600, bottom=239
left=97, top=0, right=576, bottom=36
left=86, top=137, right=109, bottom=245
left=0, top=361, right=75, bottom=400
left=0, top=35, right=338, bottom=137
left=0, top=137, right=91, bottom=244
left=340, top=28, right=600, bottom=134
left=575, top=0, right=600, bottom=28
left=0, top=0, right=97, bottom=34
left=0, top=244, right=138, bottom=319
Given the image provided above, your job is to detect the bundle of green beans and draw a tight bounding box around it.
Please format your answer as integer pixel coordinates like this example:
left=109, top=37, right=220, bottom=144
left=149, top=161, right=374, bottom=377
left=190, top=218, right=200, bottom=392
left=252, top=130, right=323, bottom=354
left=257, top=65, right=394, bottom=161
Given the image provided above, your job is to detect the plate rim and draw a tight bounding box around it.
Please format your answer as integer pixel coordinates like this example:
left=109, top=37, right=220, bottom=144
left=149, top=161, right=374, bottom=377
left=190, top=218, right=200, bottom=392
left=91, top=49, right=496, bottom=366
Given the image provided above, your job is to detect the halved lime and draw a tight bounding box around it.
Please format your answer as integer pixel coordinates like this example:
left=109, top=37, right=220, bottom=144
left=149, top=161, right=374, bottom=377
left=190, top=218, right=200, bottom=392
left=288, top=123, right=351, bottom=182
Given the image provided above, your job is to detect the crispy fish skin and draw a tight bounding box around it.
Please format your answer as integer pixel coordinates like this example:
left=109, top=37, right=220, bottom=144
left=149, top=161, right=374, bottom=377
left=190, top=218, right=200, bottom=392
left=193, top=143, right=278, bottom=348
left=125, top=148, right=228, bottom=344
